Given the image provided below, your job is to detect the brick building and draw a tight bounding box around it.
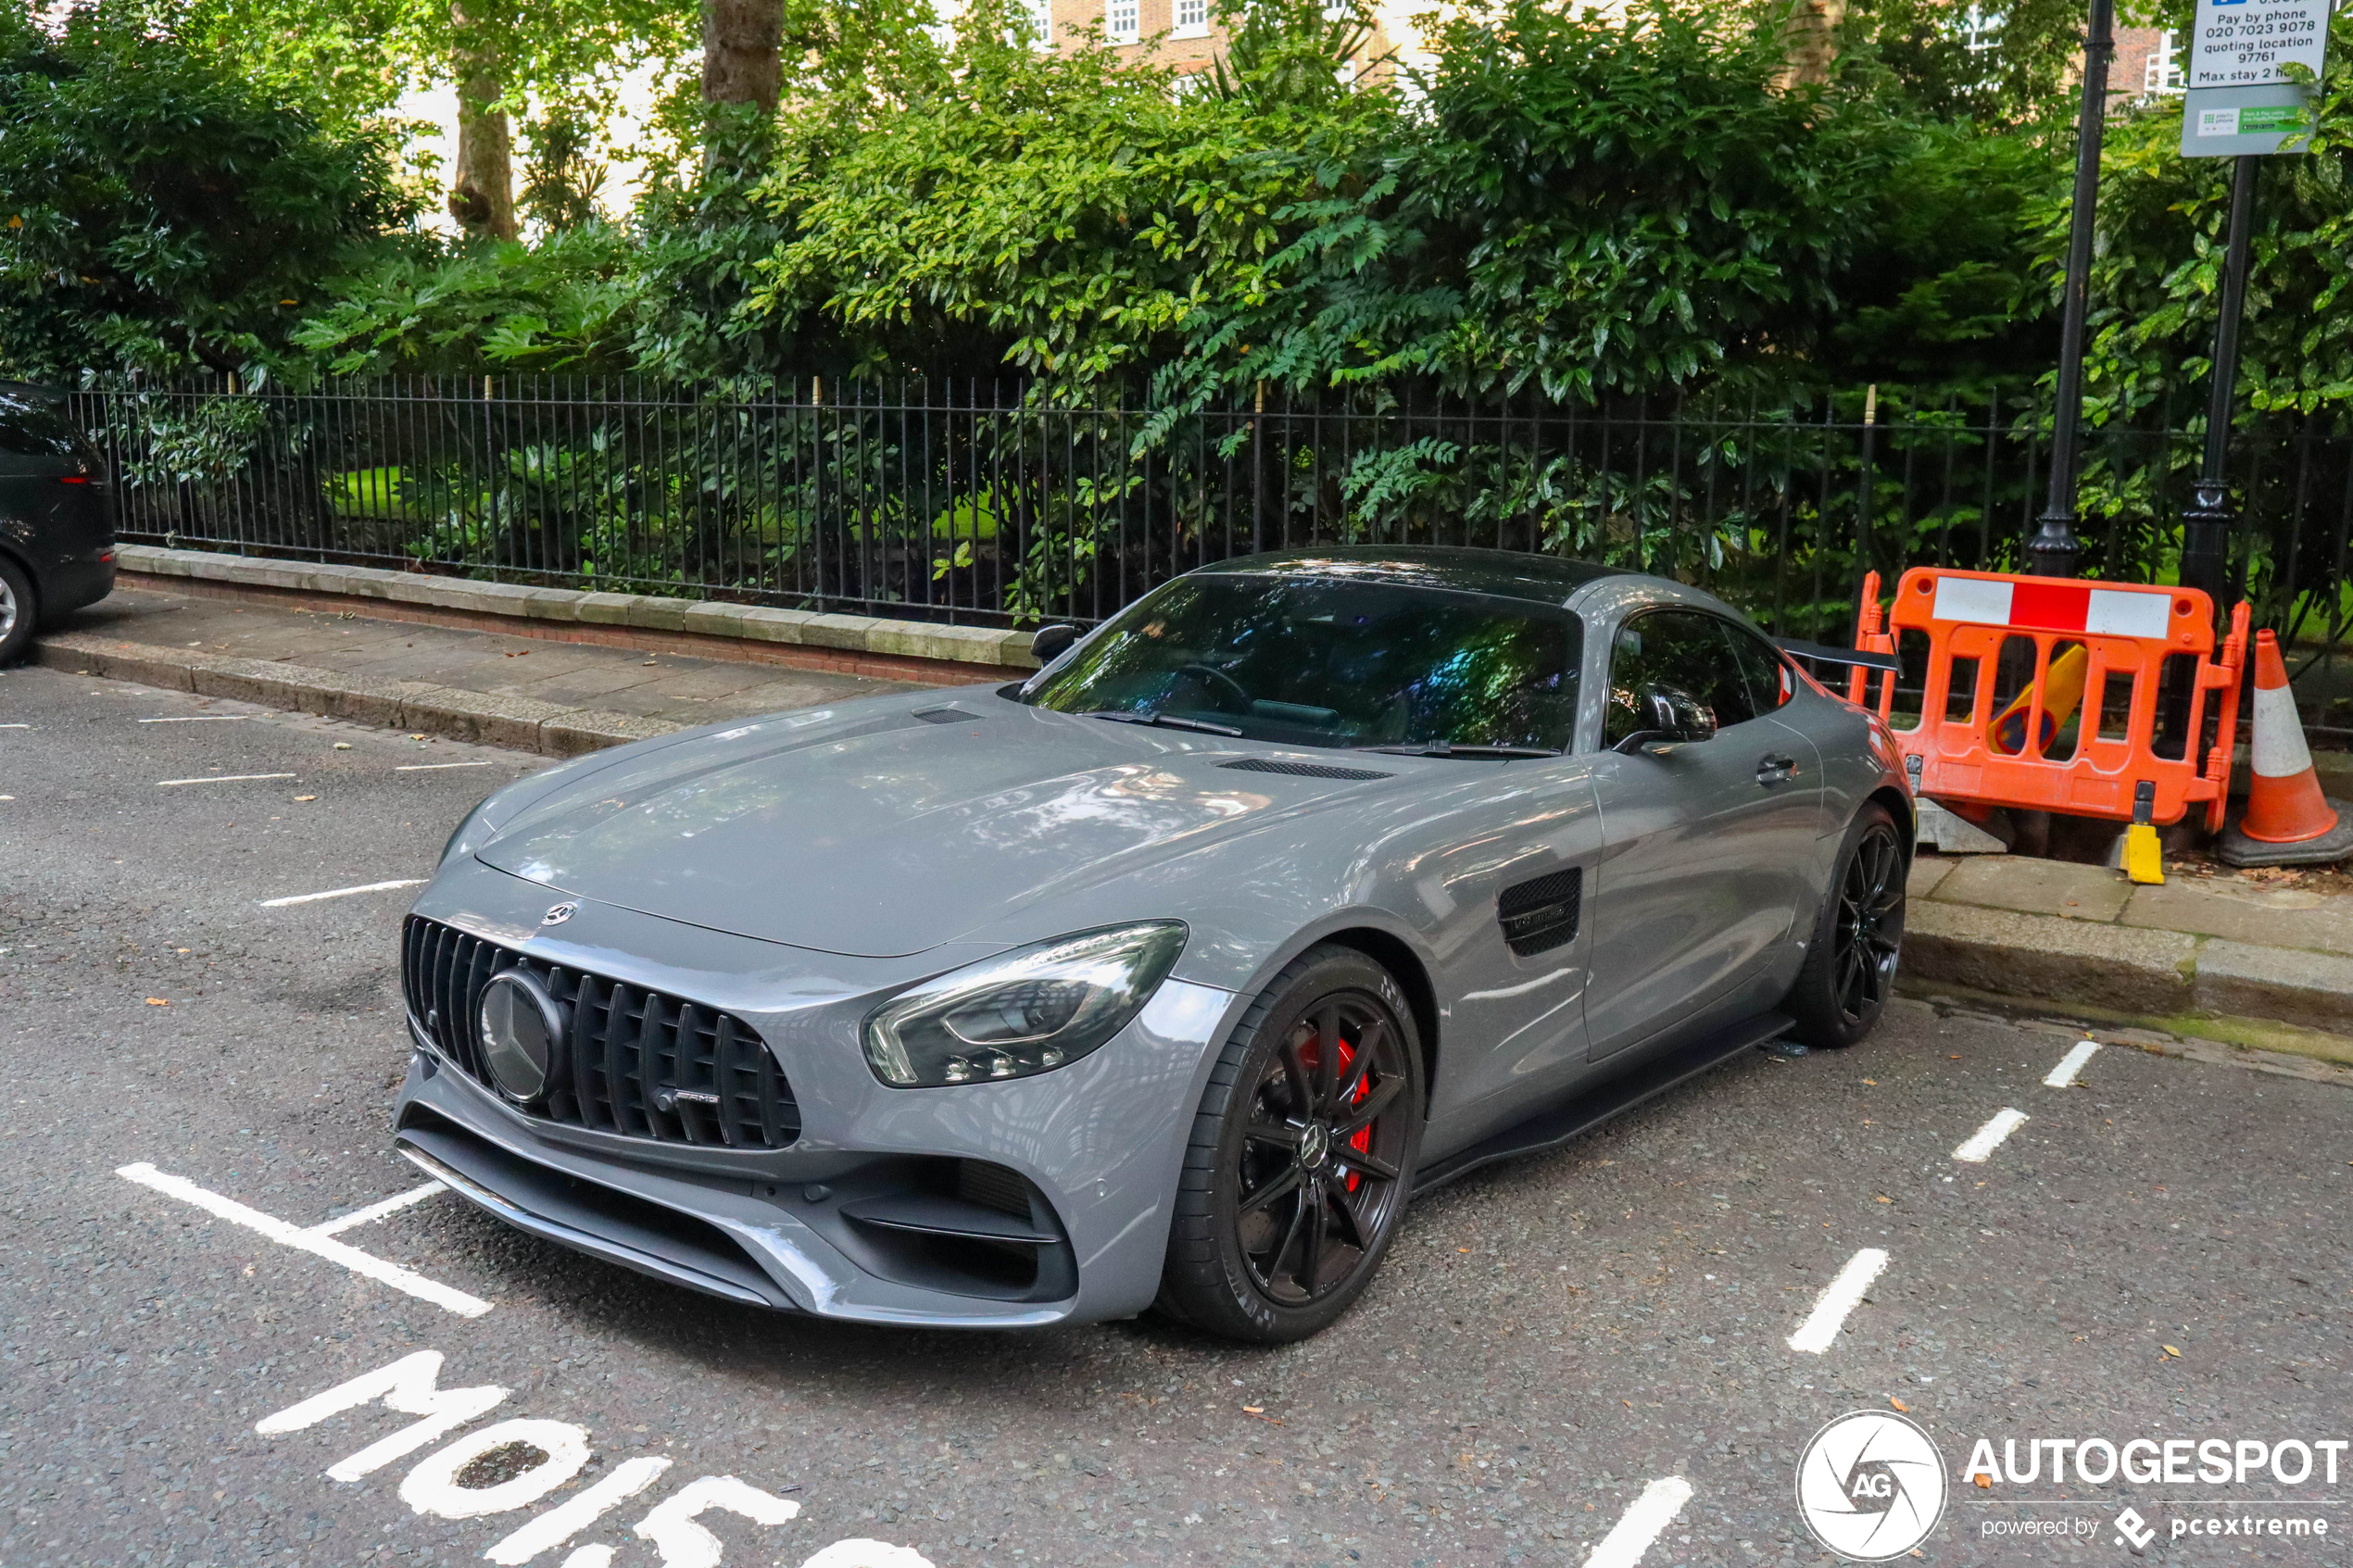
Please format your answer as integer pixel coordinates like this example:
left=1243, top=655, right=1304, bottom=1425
left=1009, top=1, right=2187, bottom=109
left=1011, top=0, right=1437, bottom=81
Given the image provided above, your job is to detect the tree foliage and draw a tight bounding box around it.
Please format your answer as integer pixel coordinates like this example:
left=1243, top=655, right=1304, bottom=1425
left=0, top=3, right=413, bottom=381
left=2057, top=6, right=2353, bottom=423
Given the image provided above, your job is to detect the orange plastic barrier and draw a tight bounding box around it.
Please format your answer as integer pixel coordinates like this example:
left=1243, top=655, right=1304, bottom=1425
left=1843, top=567, right=2249, bottom=831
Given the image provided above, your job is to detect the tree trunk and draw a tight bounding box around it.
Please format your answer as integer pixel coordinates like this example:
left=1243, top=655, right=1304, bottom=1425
left=702, top=0, right=785, bottom=112
left=448, top=2, right=518, bottom=241
left=1777, top=0, right=1845, bottom=89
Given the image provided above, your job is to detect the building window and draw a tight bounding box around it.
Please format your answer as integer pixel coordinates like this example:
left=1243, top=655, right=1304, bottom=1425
left=2145, top=29, right=2185, bottom=93
left=1106, top=0, right=1139, bottom=44
left=1013, top=0, right=1052, bottom=48
left=1174, top=0, right=1208, bottom=37
left=1957, top=4, right=2000, bottom=53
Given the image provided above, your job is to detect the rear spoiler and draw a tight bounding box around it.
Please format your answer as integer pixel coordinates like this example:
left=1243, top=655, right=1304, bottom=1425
left=1775, top=636, right=1900, bottom=674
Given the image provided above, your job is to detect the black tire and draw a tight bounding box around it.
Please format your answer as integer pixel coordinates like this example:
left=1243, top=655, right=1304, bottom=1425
left=1156, top=944, right=1426, bottom=1343
left=1782, top=802, right=1907, bottom=1048
left=0, top=555, right=33, bottom=666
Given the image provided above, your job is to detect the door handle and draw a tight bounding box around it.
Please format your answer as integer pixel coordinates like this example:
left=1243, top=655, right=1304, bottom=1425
left=1756, top=753, right=1798, bottom=785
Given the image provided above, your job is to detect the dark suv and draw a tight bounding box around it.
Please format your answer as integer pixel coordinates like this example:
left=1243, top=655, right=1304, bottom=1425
left=0, top=383, right=115, bottom=662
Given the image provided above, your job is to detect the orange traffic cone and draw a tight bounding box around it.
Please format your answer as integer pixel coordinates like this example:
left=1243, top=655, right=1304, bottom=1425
left=2219, top=630, right=2353, bottom=867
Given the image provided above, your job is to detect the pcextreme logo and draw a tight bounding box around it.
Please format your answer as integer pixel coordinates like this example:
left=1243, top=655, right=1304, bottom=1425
left=1795, top=1411, right=1949, bottom=1562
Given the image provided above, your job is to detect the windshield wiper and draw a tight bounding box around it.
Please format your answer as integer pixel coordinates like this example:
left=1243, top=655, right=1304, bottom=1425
left=1079, top=708, right=1245, bottom=737
left=1355, top=742, right=1561, bottom=759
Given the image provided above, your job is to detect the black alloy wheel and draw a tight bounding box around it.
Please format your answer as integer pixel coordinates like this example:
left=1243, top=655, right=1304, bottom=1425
left=1784, top=801, right=1907, bottom=1048
left=1158, top=945, right=1425, bottom=1342
left=1832, top=816, right=1906, bottom=1023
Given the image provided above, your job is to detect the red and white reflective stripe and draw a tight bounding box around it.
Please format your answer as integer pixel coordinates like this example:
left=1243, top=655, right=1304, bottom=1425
left=1929, top=576, right=2171, bottom=638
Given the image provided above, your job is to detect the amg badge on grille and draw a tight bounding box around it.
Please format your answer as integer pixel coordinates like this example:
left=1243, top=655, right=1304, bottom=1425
left=653, top=1086, right=722, bottom=1111
left=541, top=901, right=577, bottom=926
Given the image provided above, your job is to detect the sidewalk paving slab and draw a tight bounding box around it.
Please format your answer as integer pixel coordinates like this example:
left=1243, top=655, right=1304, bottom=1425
left=2120, top=879, right=2353, bottom=956
left=1931, top=855, right=2133, bottom=921
left=42, top=585, right=915, bottom=746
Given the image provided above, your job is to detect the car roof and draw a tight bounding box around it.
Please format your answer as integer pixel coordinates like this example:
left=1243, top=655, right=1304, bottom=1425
left=1189, top=546, right=1629, bottom=608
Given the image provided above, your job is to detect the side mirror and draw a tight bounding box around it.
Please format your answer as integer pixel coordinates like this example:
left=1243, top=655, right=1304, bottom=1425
left=1614, top=684, right=1717, bottom=753
left=1030, top=623, right=1079, bottom=665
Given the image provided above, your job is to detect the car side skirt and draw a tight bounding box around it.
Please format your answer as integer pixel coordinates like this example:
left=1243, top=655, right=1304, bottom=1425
left=1411, top=1010, right=1793, bottom=1195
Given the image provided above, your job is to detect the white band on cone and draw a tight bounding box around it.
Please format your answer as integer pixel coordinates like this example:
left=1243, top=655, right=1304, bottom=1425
left=2250, top=683, right=2315, bottom=780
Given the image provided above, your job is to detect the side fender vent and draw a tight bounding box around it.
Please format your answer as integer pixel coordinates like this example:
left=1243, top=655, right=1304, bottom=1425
left=1217, top=758, right=1393, bottom=782
left=1498, top=867, right=1581, bottom=956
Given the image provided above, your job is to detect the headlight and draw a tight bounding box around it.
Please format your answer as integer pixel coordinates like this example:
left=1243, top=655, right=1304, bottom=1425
left=862, top=922, right=1187, bottom=1088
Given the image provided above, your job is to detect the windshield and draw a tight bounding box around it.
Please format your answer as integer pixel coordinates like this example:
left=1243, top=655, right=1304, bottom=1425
left=1022, top=575, right=1581, bottom=751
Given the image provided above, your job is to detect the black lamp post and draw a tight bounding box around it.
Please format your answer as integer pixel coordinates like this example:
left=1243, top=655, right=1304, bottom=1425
left=2029, top=0, right=2119, bottom=580
left=2179, top=154, right=2260, bottom=605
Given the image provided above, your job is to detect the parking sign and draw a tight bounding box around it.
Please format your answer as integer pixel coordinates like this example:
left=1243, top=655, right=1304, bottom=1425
left=2179, top=0, right=2331, bottom=156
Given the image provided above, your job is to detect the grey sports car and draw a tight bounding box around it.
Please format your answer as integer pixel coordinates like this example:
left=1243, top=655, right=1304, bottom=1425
left=393, top=547, right=1911, bottom=1342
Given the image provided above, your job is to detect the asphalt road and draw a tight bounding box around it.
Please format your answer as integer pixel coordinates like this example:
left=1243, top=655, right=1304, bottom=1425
left=4, top=660, right=2349, bottom=1568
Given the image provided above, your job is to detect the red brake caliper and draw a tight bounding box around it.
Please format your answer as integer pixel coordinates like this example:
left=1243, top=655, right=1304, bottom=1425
left=1319, top=1035, right=1374, bottom=1193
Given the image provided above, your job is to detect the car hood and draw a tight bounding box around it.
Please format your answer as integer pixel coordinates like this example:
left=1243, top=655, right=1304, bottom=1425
left=475, top=698, right=1394, bottom=957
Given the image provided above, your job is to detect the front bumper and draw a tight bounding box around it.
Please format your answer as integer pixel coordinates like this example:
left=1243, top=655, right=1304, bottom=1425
left=391, top=864, right=1240, bottom=1327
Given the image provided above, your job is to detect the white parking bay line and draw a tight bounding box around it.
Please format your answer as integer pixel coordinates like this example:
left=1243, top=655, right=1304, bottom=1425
left=307, top=1181, right=448, bottom=1236
left=258, top=878, right=426, bottom=909
left=1787, top=1248, right=1889, bottom=1354
left=2045, top=1039, right=2101, bottom=1088
left=1953, top=1107, right=2031, bottom=1164
left=157, top=772, right=297, bottom=787
left=394, top=760, right=498, bottom=771
left=116, top=1162, right=489, bottom=1317
left=1585, top=1476, right=1695, bottom=1568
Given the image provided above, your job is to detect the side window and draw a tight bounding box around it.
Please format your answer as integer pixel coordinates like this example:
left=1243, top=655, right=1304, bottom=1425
left=1605, top=610, right=1752, bottom=745
left=1719, top=622, right=1794, bottom=717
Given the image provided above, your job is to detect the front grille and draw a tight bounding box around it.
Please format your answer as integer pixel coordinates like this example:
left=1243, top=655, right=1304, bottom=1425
left=402, top=915, right=799, bottom=1150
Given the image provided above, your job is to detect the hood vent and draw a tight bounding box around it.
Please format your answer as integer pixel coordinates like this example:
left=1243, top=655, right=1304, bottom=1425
left=912, top=705, right=983, bottom=724
left=1498, top=867, right=1582, bottom=956
left=1218, top=758, right=1393, bottom=782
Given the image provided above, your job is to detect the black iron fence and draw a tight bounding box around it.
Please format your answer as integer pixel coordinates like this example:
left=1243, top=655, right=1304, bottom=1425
left=68, top=378, right=2353, bottom=698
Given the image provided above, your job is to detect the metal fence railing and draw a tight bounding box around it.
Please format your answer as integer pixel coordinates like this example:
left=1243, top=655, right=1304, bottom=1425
left=68, top=377, right=2353, bottom=721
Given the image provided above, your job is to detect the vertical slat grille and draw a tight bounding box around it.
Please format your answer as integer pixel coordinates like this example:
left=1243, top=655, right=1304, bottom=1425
left=399, top=914, right=799, bottom=1149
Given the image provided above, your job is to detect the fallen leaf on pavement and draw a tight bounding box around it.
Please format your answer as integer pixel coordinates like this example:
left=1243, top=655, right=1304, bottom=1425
left=1862, top=1078, right=1879, bottom=1085
left=294, top=795, right=317, bottom=802
left=145, top=997, right=170, bottom=1006
left=1975, top=1474, right=1992, bottom=1489
left=333, top=743, right=352, bottom=750
left=1875, top=1195, right=1893, bottom=1204
left=1889, top=1398, right=1909, bottom=1412
left=2163, top=1345, right=2183, bottom=1359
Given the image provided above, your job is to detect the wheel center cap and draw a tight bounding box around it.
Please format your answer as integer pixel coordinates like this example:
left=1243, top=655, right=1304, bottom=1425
left=1298, top=1123, right=1332, bottom=1171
